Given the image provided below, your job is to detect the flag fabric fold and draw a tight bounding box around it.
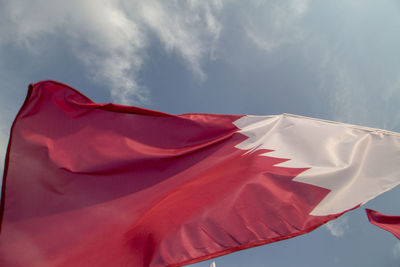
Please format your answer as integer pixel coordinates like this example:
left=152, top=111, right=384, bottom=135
left=0, top=81, right=399, bottom=266
left=366, top=209, right=400, bottom=239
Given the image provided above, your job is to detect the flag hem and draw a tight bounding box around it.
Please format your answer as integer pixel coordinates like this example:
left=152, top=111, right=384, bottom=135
left=0, top=83, right=34, bottom=231
left=168, top=208, right=358, bottom=267
left=365, top=208, right=400, bottom=240
left=282, top=113, right=400, bottom=137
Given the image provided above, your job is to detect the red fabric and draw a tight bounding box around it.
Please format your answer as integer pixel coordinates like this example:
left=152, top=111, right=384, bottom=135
left=366, top=209, right=400, bottom=239
left=0, top=81, right=340, bottom=267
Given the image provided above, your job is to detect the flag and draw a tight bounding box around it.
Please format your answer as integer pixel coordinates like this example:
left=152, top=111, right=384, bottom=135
left=0, top=80, right=400, bottom=266
left=366, top=209, right=400, bottom=239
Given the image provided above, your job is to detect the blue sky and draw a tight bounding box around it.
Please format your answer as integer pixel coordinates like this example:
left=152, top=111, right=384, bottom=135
left=1, top=0, right=400, bottom=266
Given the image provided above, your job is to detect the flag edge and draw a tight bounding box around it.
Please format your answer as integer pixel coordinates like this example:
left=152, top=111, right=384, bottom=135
left=0, top=83, right=35, bottom=232
left=169, top=209, right=357, bottom=267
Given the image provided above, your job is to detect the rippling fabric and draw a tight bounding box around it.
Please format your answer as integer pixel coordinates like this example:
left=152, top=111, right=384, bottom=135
left=0, top=81, right=399, bottom=266
left=366, top=209, right=400, bottom=239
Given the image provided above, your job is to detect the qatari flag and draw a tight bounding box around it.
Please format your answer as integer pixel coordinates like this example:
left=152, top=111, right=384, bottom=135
left=1, top=81, right=400, bottom=266
left=366, top=209, right=400, bottom=239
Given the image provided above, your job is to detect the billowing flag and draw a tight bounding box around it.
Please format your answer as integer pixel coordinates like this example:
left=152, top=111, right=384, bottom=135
left=366, top=209, right=400, bottom=239
left=1, top=81, right=400, bottom=266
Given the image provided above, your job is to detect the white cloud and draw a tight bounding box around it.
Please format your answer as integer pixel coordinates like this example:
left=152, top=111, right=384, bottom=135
left=381, top=76, right=400, bottom=132
left=243, top=0, right=309, bottom=52
left=2, top=0, right=399, bottom=130
left=325, top=216, right=349, bottom=238
left=236, top=0, right=400, bottom=132
left=393, top=242, right=400, bottom=259
left=308, top=1, right=400, bottom=129
left=0, top=0, right=223, bottom=104
left=136, top=0, right=223, bottom=80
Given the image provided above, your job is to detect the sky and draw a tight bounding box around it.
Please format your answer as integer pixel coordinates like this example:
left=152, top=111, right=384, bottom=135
left=1, top=0, right=400, bottom=266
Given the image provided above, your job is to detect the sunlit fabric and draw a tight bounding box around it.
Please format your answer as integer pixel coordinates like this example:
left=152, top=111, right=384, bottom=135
left=0, top=81, right=399, bottom=266
left=366, top=209, right=400, bottom=240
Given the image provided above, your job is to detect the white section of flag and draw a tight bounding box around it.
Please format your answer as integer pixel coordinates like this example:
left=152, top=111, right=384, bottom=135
left=233, top=114, right=400, bottom=216
left=210, top=261, right=216, bottom=267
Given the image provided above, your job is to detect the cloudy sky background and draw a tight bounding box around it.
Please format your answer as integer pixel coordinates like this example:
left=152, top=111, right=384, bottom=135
left=1, top=0, right=400, bottom=266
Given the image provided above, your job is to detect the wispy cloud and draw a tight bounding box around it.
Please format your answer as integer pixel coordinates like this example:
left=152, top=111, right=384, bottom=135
left=135, top=0, right=222, bottom=80
left=381, top=76, right=400, bottom=132
left=392, top=242, right=400, bottom=259
left=308, top=1, right=400, bottom=128
left=237, top=0, right=400, bottom=131
left=325, top=216, right=349, bottom=237
left=0, top=0, right=223, bottom=104
left=243, top=0, right=309, bottom=52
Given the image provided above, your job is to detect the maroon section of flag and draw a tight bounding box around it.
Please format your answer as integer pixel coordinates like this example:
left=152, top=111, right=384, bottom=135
left=366, top=209, right=400, bottom=239
left=0, top=81, right=339, bottom=266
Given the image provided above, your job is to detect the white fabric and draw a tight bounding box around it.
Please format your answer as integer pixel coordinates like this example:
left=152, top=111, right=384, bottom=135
left=234, top=114, right=400, bottom=216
